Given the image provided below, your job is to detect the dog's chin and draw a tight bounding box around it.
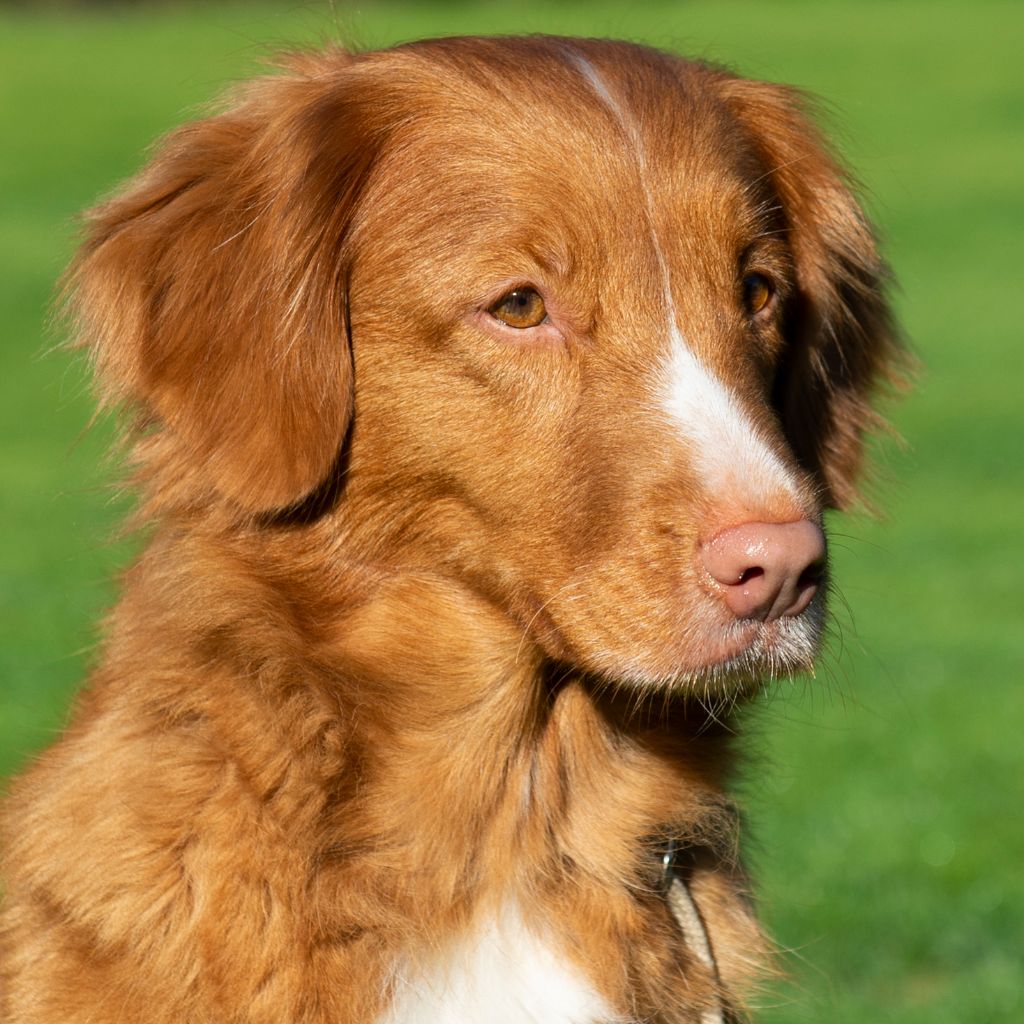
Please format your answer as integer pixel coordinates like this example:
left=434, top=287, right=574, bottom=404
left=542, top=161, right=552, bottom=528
left=596, top=599, right=827, bottom=703
left=679, top=612, right=824, bottom=699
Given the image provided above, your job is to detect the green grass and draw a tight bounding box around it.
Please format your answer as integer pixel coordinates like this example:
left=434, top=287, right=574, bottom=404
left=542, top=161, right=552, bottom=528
left=2, top=2, right=1021, bottom=1021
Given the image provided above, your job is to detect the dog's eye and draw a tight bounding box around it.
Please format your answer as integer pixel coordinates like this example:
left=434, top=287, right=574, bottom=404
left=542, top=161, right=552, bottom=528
left=489, top=288, right=547, bottom=329
left=742, top=273, right=774, bottom=317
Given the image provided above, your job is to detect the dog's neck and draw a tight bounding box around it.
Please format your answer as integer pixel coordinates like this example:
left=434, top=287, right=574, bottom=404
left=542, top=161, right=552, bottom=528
left=115, top=530, right=767, bottom=1017
left=313, top=566, right=766, bottom=1012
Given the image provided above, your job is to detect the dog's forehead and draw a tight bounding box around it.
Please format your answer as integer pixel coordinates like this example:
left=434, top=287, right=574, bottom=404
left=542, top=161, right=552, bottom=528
left=440, top=54, right=736, bottom=177
left=356, top=42, right=768, bottom=278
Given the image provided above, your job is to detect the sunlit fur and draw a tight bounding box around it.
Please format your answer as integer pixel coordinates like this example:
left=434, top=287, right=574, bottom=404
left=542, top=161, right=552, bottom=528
left=0, top=36, right=902, bottom=1024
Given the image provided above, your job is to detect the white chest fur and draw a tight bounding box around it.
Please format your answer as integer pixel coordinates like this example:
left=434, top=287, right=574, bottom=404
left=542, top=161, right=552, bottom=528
left=380, top=907, right=619, bottom=1024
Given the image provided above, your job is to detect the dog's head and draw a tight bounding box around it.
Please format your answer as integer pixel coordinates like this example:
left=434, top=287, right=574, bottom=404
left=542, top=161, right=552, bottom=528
left=69, top=37, right=901, bottom=693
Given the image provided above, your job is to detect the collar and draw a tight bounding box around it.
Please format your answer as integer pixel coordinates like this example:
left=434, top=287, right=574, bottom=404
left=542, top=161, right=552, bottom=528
left=661, top=838, right=727, bottom=1024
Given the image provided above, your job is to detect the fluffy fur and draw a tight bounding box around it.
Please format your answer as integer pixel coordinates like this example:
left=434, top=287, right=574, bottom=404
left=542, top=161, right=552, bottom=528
left=1, top=36, right=902, bottom=1023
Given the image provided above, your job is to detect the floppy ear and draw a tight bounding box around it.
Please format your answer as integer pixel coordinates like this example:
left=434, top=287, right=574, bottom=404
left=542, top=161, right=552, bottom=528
left=720, top=79, right=906, bottom=509
left=67, top=52, right=380, bottom=513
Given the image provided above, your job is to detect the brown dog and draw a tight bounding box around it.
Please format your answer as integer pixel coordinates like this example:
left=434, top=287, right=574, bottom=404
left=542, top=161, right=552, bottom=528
left=1, top=36, right=900, bottom=1023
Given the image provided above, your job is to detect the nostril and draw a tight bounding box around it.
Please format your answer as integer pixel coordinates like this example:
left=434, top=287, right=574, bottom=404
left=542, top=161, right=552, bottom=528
left=736, top=566, right=764, bottom=586
left=797, top=557, right=826, bottom=590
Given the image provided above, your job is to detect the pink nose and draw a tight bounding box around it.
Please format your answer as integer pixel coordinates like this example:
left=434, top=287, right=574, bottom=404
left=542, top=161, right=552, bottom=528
left=701, top=520, right=827, bottom=622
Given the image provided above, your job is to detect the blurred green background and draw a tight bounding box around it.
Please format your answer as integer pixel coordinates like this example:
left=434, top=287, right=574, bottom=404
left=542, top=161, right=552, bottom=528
left=1, top=2, right=1021, bottom=1021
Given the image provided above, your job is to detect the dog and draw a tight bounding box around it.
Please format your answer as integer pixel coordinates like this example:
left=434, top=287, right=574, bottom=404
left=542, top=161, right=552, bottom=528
left=1, top=36, right=901, bottom=1023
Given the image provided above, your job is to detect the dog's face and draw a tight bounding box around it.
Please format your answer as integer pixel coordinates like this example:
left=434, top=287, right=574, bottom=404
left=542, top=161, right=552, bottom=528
left=70, top=38, right=899, bottom=695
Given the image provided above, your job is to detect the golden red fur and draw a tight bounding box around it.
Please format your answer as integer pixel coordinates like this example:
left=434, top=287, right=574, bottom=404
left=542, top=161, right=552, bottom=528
left=1, top=36, right=901, bottom=1023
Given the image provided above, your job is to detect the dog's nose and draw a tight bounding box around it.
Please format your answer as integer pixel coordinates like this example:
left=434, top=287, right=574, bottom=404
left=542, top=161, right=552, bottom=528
left=701, top=520, right=826, bottom=621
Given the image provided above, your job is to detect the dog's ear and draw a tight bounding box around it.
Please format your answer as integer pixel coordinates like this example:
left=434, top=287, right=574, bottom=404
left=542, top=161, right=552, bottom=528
left=67, top=53, right=380, bottom=513
left=720, top=78, right=906, bottom=509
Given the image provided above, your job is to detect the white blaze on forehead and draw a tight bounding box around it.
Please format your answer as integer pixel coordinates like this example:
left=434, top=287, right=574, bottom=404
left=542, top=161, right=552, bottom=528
left=571, top=53, right=627, bottom=123
left=570, top=53, right=669, bottom=280
left=571, top=52, right=799, bottom=506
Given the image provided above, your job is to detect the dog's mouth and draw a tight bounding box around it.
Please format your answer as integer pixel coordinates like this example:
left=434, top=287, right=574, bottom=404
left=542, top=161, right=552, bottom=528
left=581, top=595, right=827, bottom=699
left=681, top=606, right=825, bottom=695
left=517, top=568, right=827, bottom=699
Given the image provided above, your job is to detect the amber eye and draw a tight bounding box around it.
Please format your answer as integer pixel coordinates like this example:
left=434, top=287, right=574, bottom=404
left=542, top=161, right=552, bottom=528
left=742, top=273, right=774, bottom=317
left=488, top=288, right=547, bottom=329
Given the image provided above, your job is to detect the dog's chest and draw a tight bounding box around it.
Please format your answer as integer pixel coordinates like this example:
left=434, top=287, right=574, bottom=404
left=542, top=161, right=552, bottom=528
left=379, top=906, right=617, bottom=1024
